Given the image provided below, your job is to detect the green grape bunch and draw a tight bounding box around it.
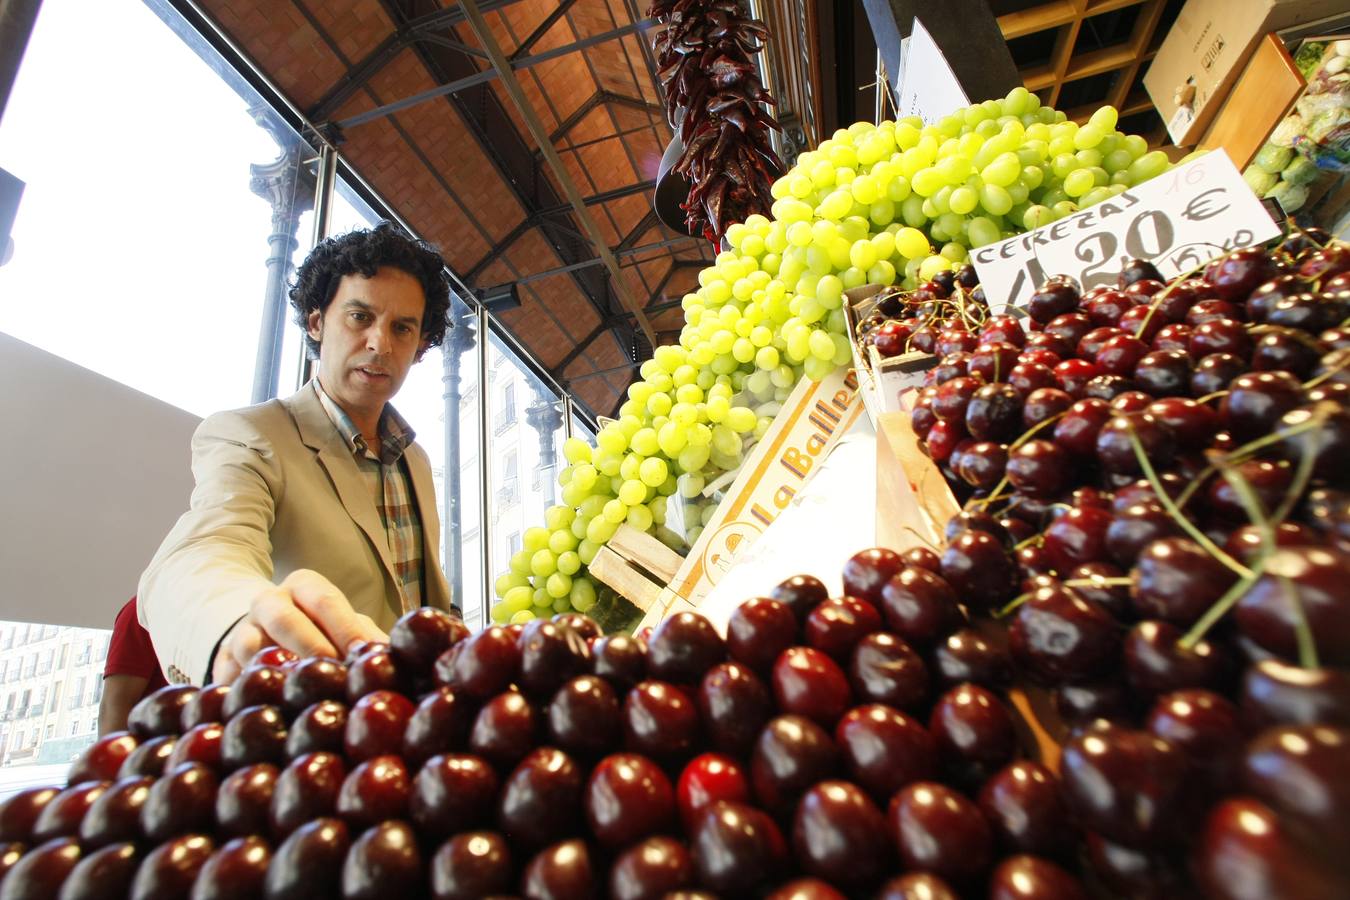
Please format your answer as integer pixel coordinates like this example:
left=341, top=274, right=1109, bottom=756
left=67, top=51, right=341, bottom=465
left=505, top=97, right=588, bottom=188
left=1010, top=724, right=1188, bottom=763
left=490, top=90, right=1171, bottom=627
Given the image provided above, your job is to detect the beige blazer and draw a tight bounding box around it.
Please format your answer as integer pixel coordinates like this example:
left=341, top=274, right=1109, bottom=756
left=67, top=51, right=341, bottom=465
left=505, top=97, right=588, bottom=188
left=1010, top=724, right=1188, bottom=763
left=137, top=383, right=453, bottom=685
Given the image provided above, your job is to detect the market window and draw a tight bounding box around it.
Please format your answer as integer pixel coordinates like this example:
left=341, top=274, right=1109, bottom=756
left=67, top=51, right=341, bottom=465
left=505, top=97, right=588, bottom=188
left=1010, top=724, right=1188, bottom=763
left=495, top=383, right=518, bottom=433
left=486, top=335, right=567, bottom=586
left=276, top=177, right=385, bottom=399
left=372, top=290, right=485, bottom=630
left=498, top=449, right=519, bottom=510
left=0, top=0, right=316, bottom=415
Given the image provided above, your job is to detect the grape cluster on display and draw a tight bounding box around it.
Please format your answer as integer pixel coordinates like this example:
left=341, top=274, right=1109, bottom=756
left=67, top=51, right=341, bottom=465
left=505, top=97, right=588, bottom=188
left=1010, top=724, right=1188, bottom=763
left=494, top=96, right=1174, bottom=627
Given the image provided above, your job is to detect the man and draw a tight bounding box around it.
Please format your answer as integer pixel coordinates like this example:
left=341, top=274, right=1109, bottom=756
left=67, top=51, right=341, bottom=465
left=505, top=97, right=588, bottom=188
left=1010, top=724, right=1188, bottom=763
left=139, top=223, right=459, bottom=686
left=99, top=597, right=167, bottom=735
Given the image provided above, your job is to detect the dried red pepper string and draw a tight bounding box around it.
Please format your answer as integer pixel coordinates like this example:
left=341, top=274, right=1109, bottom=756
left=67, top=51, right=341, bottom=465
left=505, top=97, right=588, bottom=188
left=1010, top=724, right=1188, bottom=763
left=648, top=0, right=784, bottom=243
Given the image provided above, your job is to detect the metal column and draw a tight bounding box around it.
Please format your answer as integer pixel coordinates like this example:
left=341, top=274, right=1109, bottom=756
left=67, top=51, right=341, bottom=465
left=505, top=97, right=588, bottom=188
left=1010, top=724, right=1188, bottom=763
left=441, top=319, right=475, bottom=613
left=476, top=305, right=493, bottom=628
left=297, top=143, right=338, bottom=390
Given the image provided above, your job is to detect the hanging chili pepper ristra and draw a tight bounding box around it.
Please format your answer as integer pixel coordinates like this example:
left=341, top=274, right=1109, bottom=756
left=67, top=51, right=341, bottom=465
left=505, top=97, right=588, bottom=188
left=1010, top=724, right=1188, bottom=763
left=649, top=0, right=784, bottom=243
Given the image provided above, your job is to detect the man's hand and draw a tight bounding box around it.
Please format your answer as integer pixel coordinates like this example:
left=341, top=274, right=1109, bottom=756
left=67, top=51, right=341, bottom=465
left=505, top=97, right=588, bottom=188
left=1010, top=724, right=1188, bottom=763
left=212, top=569, right=387, bottom=684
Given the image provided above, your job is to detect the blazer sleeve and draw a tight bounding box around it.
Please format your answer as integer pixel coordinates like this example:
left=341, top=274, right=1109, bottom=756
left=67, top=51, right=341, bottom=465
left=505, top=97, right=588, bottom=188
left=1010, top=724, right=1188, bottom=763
left=137, top=409, right=285, bottom=685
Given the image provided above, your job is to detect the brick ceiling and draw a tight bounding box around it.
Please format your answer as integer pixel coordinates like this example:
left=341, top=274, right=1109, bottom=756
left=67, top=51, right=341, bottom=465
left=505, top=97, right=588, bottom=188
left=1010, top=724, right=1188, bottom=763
left=199, top=0, right=715, bottom=417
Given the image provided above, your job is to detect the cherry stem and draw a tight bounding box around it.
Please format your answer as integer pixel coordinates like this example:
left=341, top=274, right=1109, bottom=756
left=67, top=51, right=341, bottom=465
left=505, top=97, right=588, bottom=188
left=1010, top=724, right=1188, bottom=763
left=1271, top=415, right=1320, bottom=526
left=1173, top=467, right=1212, bottom=511
left=1195, top=389, right=1229, bottom=405
left=1126, top=426, right=1252, bottom=579
left=1180, top=563, right=1263, bottom=649
left=994, top=591, right=1031, bottom=619
left=1277, top=574, right=1320, bottom=670
left=1248, top=324, right=1325, bottom=352
left=1221, top=418, right=1322, bottom=466
left=972, top=411, right=1070, bottom=510
left=1131, top=257, right=1210, bottom=340
left=1014, top=533, right=1044, bottom=551
left=1217, top=464, right=1271, bottom=535
left=1302, top=355, right=1348, bottom=390
left=896, top=524, right=941, bottom=552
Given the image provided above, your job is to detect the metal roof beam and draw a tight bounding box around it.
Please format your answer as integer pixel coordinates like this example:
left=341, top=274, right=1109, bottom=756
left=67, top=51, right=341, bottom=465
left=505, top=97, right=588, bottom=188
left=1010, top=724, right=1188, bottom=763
left=336, top=18, right=653, bottom=131
left=532, top=179, right=655, bottom=219
left=460, top=0, right=657, bottom=345
left=308, top=0, right=518, bottom=122
left=510, top=0, right=580, bottom=61
left=550, top=322, right=609, bottom=378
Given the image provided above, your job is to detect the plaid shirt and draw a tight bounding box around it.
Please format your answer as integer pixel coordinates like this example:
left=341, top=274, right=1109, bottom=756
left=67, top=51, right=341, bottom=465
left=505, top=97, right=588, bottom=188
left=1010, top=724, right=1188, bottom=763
left=313, top=380, right=424, bottom=611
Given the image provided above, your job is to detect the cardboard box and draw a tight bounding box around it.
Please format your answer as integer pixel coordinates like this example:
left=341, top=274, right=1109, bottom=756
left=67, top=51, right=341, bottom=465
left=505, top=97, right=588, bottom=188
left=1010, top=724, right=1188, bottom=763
left=1144, top=0, right=1345, bottom=146
left=843, top=284, right=938, bottom=428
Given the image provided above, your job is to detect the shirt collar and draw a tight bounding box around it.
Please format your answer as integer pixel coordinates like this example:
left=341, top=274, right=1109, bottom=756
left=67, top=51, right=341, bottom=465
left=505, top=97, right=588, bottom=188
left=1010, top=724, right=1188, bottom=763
left=311, top=378, right=415, bottom=465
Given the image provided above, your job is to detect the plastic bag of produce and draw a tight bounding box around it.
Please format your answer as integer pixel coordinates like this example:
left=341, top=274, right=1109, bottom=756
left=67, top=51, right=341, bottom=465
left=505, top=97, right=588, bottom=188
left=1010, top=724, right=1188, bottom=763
left=1270, top=114, right=1305, bottom=147
left=1267, top=180, right=1310, bottom=213
left=1254, top=143, right=1294, bottom=173
left=1288, top=43, right=1350, bottom=171
left=1281, top=155, right=1322, bottom=186
left=1243, top=165, right=1279, bottom=196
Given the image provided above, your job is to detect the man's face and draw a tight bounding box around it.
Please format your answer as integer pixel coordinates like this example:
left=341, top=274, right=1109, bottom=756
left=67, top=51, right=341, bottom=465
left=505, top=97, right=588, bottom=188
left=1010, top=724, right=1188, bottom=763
left=307, top=267, right=427, bottom=423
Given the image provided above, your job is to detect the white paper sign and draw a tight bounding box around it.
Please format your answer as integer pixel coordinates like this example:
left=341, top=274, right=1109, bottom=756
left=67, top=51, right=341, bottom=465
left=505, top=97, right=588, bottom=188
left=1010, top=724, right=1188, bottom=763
left=971, top=150, right=1281, bottom=311
left=697, top=422, right=879, bottom=634
left=896, top=18, right=969, bottom=126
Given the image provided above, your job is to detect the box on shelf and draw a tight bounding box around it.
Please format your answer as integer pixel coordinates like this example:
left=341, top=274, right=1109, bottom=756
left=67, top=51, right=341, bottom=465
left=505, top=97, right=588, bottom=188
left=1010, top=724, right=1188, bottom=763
left=585, top=524, right=684, bottom=616
left=843, top=284, right=938, bottom=428
left=1144, top=0, right=1344, bottom=147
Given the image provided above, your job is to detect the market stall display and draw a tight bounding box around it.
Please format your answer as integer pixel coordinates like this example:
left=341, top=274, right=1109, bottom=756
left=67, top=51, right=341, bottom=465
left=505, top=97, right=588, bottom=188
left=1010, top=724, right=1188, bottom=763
left=493, top=94, right=1179, bottom=628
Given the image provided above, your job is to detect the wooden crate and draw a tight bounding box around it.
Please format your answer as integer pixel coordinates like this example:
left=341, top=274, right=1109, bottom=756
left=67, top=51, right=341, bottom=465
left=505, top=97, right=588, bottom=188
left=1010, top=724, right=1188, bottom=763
left=586, top=524, right=685, bottom=616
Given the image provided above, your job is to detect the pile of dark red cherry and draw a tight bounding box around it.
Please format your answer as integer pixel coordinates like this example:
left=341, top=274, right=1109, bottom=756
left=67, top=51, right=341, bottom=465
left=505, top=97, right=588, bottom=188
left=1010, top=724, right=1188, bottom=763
left=0, top=579, right=1150, bottom=900
left=1, top=242, right=1347, bottom=900
left=854, top=230, right=1350, bottom=896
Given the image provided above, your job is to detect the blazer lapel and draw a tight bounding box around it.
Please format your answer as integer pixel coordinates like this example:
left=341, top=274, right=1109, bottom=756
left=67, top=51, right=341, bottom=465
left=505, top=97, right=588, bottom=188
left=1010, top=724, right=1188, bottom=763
left=284, top=385, right=400, bottom=593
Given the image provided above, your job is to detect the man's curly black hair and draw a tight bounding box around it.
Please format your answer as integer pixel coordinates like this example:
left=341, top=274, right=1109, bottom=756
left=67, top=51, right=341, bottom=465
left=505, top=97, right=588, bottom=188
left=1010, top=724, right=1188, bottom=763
left=290, top=222, right=453, bottom=359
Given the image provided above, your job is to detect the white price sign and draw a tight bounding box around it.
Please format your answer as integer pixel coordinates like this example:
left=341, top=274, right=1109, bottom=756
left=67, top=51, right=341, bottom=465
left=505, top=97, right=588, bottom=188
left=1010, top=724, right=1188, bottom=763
left=896, top=18, right=969, bottom=126
left=971, top=151, right=1281, bottom=311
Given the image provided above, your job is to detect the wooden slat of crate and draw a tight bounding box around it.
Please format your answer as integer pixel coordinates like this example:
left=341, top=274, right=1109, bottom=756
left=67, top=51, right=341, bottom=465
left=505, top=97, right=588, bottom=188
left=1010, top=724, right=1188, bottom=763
left=588, top=524, right=688, bottom=616
left=588, top=545, right=665, bottom=613
left=605, top=524, right=684, bottom=584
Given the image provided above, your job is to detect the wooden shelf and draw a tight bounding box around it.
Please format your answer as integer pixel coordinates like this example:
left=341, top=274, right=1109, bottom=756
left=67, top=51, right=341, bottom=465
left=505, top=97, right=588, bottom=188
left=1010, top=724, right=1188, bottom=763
left=998, top=0, right=1183, bottom=148
left=998, top=0, right=1079, bottom=40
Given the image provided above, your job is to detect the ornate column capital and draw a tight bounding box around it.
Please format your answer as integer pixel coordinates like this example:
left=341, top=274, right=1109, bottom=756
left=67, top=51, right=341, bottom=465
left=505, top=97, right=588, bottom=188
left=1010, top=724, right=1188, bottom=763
left=525, top=390, right=563, bottom=435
